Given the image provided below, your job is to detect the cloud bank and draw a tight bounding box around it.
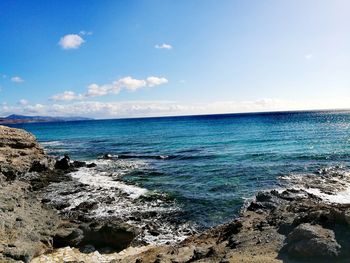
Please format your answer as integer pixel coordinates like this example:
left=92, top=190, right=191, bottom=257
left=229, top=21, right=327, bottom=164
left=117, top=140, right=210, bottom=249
left=2, top=98, right=350, bottom=119
left=51, top=76, right=168, bottom=101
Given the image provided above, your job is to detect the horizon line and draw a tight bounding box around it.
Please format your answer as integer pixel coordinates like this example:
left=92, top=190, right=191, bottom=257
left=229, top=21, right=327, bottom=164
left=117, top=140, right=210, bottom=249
left=2, top=107, right=350, bottom=124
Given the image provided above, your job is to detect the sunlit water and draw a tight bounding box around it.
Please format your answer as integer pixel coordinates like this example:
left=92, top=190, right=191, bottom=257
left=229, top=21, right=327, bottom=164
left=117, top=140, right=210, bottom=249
left=11, top=111, right=350, bottom=229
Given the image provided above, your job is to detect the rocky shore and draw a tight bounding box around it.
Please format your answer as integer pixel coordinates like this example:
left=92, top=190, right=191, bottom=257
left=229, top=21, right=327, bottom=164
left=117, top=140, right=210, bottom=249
left=1, top=125, right=350, bottom=262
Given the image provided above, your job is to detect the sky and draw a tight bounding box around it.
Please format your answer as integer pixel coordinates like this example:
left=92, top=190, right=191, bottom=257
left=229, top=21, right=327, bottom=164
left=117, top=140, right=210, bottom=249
left=0, top=0, right=350, bottom=118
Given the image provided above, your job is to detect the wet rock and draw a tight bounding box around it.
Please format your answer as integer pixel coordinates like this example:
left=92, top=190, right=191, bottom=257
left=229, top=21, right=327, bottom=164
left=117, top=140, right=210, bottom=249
left=284, top=223, right=341, bottom=259
left=149, top=229, right=160, bottom=236
left=103, top=153, right=113, bottom=159
left=55, top=155, right=71, bottom=170
left=52, top=202, right=71, bottom=210
left=72, top=161, right=87, bottom=168
left=87, top=162, right=97, bottom=168
left=29, top=160, right=48, bottom=173
left=72, top=201, right=98, bottom=212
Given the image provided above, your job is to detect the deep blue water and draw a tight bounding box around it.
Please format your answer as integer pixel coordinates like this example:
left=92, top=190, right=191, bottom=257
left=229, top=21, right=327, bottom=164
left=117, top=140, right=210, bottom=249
left=10, top=111, right=350, bottom=228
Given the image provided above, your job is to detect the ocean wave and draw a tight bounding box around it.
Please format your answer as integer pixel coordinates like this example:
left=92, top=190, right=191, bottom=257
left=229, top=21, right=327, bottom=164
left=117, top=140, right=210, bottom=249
left=100, top=153, right=219, bottom=161
left=279, top=166, right=350, bottom=204
left=41, top=158, right=196, bottom=245
left=40, top=140, right=65, bottom=147
left=100, top=153, right=174, bottom=160
left=70, top=168, right=147, bottom=199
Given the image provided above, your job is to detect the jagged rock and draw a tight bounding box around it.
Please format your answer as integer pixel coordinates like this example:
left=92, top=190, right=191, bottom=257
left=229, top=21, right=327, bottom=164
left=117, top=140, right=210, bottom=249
left=29, top=160, right=48, bottom=173
left=284, top=223, right=341, bottom=259
left=54, top=155, right=71, bottom=170
left=0, top=125, right=47, bottom=175
left=248, top=191, right=282, bottom=211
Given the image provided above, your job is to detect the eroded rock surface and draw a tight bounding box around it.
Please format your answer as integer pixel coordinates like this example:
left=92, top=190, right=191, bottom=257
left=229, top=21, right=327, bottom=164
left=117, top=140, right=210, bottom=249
left=0, top=126, right=60, bottom=262
left=0, top=126, right=47, bottom=180
left=0, top=126, right=144, bottom=262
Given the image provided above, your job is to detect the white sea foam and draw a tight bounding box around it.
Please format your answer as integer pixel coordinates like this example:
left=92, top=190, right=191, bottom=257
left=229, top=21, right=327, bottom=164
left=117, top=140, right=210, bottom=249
left=303, top=187, right=350, bottom=204
left=41, top=158, right=194, bottom=245
left=70, top=167, right=147, bottom=199
left=279, top=167, right=350, bottom=204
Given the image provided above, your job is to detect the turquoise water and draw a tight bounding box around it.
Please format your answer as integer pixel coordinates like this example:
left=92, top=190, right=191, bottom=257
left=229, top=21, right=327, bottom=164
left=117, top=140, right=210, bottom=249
left=11, top=111, right=350, bottom=228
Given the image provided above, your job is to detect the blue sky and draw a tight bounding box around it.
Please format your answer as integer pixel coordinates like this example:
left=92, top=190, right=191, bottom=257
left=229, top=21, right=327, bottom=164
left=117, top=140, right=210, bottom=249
left=1, top=0, right=349, bottom=118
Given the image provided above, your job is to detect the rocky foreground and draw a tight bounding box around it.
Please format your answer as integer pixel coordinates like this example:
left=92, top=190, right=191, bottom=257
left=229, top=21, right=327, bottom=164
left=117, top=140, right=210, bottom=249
left=1, top=125, right=350, bottom=262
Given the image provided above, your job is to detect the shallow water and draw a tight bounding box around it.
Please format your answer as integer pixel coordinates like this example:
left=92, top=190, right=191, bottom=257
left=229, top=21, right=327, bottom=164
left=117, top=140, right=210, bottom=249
left=11, top=110, right=350, bottom=229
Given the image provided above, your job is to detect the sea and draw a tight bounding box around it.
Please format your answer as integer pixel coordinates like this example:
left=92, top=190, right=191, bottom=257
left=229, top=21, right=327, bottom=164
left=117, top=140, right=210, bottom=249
left=10, top=110, right=350, bottom=237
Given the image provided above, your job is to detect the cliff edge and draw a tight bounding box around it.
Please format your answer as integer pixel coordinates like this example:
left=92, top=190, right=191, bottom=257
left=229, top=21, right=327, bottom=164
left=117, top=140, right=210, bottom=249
left=0, top=125, right=59, bottom=262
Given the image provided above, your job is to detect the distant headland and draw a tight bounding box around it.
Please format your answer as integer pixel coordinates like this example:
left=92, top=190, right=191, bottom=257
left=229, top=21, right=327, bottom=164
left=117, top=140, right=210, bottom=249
left=0, top=114, right=93, bottom=124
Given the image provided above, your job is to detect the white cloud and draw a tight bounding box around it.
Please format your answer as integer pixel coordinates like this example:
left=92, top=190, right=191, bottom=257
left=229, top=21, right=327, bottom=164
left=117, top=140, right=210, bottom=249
left=146, top=76, right=168, bottom=87
left=86, top=83, right=112, bottom=97
left=81, top=76, right=167, bottom=98
left=305, top=54, right=313, bottom=59
left=52, top=76, right=168, bottom=101
left=18, top=99, right=29, bottom=106
left=155, top=43, right=173, bottom=50
left=59, top=34, right=85, bottom=49
left=11, top=76, right=24, bottom=83
left=51, top=91, right=83, bottom=101
left=116, top=76, right=147, bottom=91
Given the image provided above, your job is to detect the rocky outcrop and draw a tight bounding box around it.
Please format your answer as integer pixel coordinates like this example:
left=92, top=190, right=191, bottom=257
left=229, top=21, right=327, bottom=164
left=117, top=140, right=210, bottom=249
left=0, top=125, right=48, bottom=180
left=0, top=125, right=141, bottom=262
left=102, top=189, right=350, bottom=263
left=0, top=181, right=59, bottom=262
left=0, top=126, right=60, bottom=262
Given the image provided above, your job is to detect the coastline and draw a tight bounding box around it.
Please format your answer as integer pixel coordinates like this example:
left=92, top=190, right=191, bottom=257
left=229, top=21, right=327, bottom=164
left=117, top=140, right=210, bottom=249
left=1, top=125, right=350, bottom=262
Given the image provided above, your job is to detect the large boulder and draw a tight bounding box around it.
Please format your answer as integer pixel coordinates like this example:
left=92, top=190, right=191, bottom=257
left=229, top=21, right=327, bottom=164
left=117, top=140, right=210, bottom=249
left=54, top=155, right=71, bottom=170
left=284, top=223, right=341, bottom=259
